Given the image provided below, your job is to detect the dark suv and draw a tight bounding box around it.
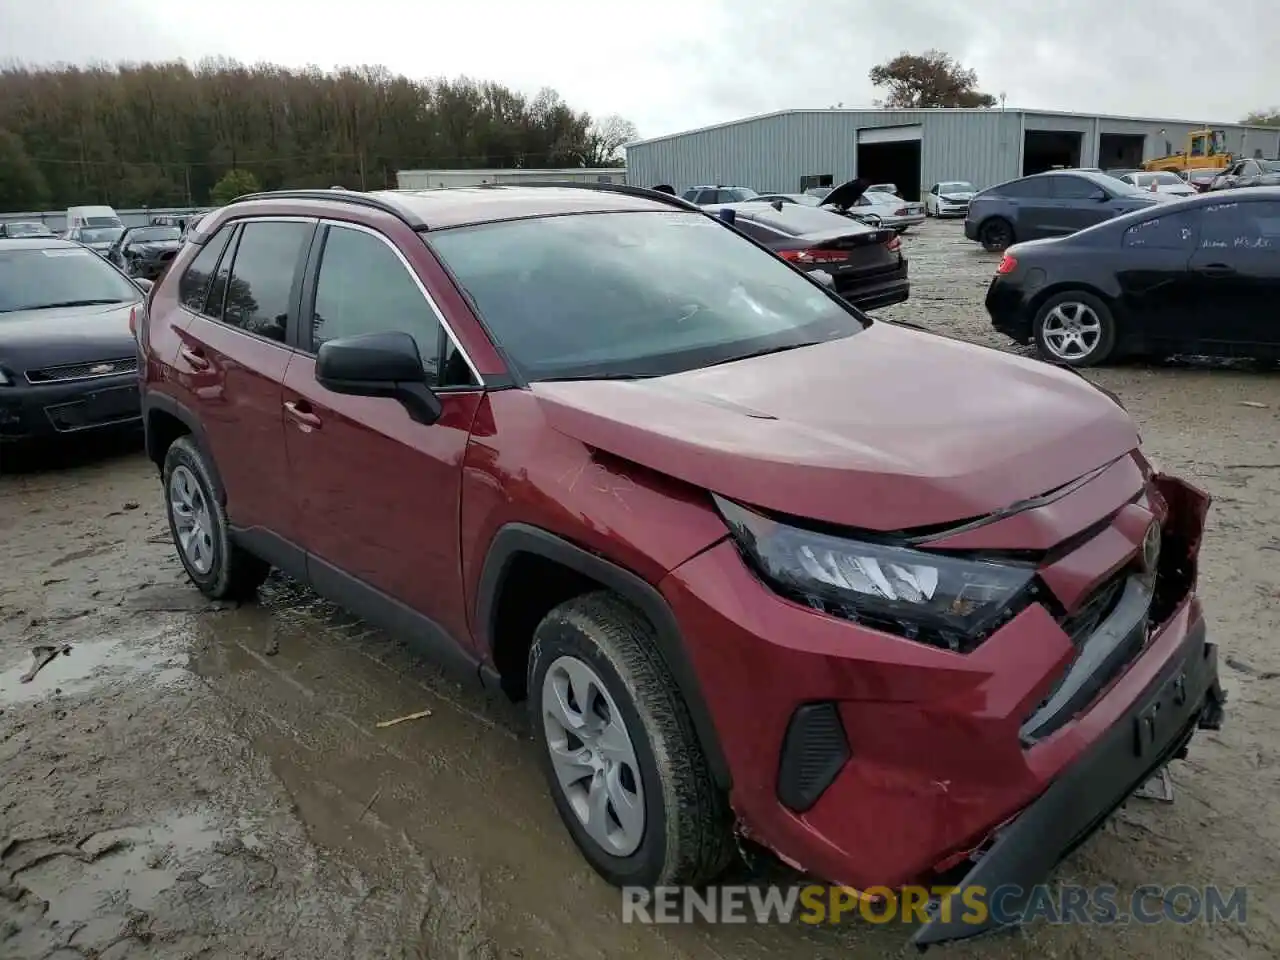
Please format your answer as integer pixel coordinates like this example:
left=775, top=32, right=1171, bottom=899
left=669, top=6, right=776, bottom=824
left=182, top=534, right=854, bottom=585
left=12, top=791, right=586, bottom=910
left=139, top=185, right=1224, bottom=947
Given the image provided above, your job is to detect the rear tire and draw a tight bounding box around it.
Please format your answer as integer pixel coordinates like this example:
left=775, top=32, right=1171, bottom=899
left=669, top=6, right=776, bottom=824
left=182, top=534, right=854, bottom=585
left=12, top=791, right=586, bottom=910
left=162, top=436, right=270, bottom=600
left=980, top=217, right=1015, bottom=252
left=1032, top=290, right=1118, bottom=367
left=528, top=591, right=734, bottom=888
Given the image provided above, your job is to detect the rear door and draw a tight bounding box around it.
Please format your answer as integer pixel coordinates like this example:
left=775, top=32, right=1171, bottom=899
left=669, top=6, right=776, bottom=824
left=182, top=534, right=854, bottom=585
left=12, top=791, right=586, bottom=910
left=1185, top=198, right=1280, bottom=352
left=281, top=220, right=486, bottom=648
left=1000, top=177, right=1054, bottom=240
left=172, top=217, right=315, bottom=539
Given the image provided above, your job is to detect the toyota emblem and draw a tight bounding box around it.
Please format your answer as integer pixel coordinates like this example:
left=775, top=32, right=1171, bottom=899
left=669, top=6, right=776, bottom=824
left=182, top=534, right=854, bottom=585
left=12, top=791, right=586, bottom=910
left=1141, top=521, right=1162, bottom=574
left=89, top=363, right=115, bottom=375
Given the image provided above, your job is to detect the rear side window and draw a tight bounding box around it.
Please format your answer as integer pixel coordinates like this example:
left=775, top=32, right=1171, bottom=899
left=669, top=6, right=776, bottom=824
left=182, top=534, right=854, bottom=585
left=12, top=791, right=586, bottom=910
left=998, top=178, right=1051, bottom=199
left=178, top=226, right=233, bottom=313
left=310, top=225, right=458, bottom=385
left=1199, top=200, right=1280, bottom=250
left=1123, top=211, right=1199, bottom=250
left=221, top=221, right=311, bottom=343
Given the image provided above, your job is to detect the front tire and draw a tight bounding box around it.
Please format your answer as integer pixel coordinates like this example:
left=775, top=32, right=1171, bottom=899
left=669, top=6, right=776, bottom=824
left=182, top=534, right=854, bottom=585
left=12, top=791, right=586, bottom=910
left=1033, top=290, right=1118, bottom=367
left=162, top=436, right=269, bottom=600
left=528, top=591, right=733, bottom=888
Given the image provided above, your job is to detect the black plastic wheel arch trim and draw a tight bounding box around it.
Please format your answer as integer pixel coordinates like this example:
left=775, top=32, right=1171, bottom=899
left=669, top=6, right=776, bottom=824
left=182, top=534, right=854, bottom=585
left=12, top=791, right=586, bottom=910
left=141, top=390, right=226, bottom=503
left=475, top=522, right=732, bottom=790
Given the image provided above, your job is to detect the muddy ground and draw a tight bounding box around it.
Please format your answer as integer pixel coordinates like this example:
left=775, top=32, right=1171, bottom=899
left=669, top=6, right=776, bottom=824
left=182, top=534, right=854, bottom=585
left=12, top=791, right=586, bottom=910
left=2, top=218, right=1278, bottom=959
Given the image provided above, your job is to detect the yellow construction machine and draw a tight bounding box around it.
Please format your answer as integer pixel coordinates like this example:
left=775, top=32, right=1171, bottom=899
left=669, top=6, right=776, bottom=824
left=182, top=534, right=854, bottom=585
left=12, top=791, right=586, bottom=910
left=1142, top=129, right=1232, bottom=174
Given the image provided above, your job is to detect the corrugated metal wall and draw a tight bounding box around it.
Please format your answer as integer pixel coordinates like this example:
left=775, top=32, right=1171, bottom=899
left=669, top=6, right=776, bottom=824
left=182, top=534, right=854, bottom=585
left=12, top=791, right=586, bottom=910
left=625, top=110, right=1280, bottom=195
left=396, top=168, right=626, bottom=189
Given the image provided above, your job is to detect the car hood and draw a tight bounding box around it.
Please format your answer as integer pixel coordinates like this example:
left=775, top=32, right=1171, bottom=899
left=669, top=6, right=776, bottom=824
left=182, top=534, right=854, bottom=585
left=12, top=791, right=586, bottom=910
left=0, top=302, right=138, bottom=370
left=821, top=177, right=870, bottom=211
left=532, top=324, right=1139, bottom=532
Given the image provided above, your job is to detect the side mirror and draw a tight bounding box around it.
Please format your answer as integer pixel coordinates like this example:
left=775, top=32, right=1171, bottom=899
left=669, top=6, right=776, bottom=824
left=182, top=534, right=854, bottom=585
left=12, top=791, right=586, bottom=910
left=770, top=199, right=784, bottom=212
left=1094, top=192, right=1110, bottom=202
left=315, top=330, right=443, bottom=426
left=132, top=277, right=153, bottom=293
left=717, top=207, right=736, bottom=226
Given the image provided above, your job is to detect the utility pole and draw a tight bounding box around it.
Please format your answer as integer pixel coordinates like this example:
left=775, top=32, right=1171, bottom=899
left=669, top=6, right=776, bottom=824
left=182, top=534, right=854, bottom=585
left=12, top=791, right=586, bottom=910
left=184, top=165, right=193, bottom=206
left=358, top=152, right=367, bottom=190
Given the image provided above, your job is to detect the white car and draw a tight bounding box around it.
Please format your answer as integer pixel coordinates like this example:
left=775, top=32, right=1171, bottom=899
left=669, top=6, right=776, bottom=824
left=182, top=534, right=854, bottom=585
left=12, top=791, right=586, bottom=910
left=925, top=181, right=977, bottom=218
left=850, top=191, right=926, bottom=233
left=1118, top=171, right=1198, bottom=197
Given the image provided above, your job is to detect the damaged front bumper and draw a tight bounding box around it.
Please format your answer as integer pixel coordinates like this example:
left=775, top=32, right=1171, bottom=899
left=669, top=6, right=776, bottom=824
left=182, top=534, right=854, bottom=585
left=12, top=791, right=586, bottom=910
left=912, top=622, right=1226, bottom=949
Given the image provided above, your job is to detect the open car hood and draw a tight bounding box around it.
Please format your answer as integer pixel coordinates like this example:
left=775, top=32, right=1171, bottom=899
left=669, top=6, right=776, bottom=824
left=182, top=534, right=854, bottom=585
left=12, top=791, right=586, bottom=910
left=531, top=324, right=1140, bottom=533
left=819, top=177, right=868, bottom=212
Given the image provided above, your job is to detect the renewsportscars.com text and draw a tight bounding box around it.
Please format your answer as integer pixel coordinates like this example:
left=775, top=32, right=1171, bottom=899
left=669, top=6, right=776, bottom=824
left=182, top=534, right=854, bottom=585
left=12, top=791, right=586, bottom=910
left=621, top=884, right=1248, bottom=927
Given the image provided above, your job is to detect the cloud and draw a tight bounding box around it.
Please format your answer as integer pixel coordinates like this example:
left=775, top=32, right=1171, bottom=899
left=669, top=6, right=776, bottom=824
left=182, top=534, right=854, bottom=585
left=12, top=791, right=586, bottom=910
left=0, top=0, right=1274, bottom=138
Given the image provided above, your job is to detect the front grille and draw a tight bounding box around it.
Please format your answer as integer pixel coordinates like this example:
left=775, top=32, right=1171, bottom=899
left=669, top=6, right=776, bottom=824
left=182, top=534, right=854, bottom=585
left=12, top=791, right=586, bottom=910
left=25, top=356, right=138, bottom=384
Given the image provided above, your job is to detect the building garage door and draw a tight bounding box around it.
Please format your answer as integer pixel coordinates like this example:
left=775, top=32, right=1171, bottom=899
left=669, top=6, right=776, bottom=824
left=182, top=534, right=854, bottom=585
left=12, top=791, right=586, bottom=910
left=856, top=125, right=923, bottom=200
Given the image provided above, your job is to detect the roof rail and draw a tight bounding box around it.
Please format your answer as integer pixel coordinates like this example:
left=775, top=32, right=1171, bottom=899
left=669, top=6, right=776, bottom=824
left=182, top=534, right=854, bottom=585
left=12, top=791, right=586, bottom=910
left=230, top=189, right=427, bottom=229
left=498, top=180, right=700, bottom=212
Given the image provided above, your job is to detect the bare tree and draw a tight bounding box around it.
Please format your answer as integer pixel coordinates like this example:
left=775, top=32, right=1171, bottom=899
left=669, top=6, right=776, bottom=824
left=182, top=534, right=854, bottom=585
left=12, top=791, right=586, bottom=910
left=869, top=51, right=997, bottom=109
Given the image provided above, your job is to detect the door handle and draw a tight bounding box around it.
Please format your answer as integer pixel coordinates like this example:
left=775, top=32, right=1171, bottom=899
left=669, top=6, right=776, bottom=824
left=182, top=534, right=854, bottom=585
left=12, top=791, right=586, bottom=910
left=284, top=400, right=322, bottom=430
left=178, top=345, right=210, bottom=370
left=1198, top=263, right=1236, bottom=277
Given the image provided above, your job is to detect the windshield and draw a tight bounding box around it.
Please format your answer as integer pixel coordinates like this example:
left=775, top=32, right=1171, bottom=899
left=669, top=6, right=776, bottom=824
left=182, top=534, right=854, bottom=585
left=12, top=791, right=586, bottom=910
left=4, top=222, right=50, bottom=237
left=0, top=246, right=140, bottom=314
left=1133, top=172, right=1183, bottom=187
left=1259, top=160, right=1280, bottom=173
left=724, top=187, right=758, bottom=201
left=938, top=182, right=975, bottom=193
left=127, top=226, right=181, bottom=243
left=426, top=211, right=862, bottom=380
left=85, top=216, right=121, bottom=227
left=79, top=227, right=124, bottom=244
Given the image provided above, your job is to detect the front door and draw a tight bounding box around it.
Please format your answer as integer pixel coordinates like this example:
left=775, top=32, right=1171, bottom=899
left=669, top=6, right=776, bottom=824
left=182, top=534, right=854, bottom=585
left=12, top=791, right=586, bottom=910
left=281, top=221, right=485, bottom=649
left=1185, top=198, right=1280, bottom=353
left=1114, top=208, right=1200, bottom=351
left=171, top=218, right=315, bottom=540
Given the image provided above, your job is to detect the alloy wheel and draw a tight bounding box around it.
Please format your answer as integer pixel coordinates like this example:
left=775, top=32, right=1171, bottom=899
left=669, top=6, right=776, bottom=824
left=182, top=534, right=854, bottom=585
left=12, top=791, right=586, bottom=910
left=541, top=654, right=646, bottom=857
left=168, top=464, right=215, bottom=575
left=1040, top=301, right=1103, bottom=361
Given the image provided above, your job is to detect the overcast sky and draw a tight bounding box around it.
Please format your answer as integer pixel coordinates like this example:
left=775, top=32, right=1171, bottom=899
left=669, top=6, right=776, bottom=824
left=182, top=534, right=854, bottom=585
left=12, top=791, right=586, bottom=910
left=2, top=0, right=1275, bottom=140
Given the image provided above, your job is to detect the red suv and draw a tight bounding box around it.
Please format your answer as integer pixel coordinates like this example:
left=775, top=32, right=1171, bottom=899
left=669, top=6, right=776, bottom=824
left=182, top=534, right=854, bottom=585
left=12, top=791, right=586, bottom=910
left=138, top=185, right=1225, bottom=946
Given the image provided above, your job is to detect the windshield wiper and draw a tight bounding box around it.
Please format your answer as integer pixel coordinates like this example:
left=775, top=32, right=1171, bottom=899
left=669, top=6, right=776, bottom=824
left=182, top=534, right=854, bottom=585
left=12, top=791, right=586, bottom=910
left=705, top=341, right=824, bottom=367
left=37, top=299, right=131, bottom=309
left=537, top=372, right=656, bottom=383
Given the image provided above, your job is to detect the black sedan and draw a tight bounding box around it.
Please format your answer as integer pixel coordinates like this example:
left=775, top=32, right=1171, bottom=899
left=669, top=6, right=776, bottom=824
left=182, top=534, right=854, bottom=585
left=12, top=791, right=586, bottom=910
left=985, top=187, right=1280, bottom=366
left=0, top=238, right=151, bottom=445
left=707, top=201, right=909, bottom=311
left=964, top=170, right=1165, bottom=252
left=107, top=224, right=182, bottom=280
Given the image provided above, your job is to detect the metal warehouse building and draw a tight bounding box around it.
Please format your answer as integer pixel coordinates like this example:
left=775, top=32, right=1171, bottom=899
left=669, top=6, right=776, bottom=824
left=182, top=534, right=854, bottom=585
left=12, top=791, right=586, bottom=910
left=624, top=108, right=1280, bottom=202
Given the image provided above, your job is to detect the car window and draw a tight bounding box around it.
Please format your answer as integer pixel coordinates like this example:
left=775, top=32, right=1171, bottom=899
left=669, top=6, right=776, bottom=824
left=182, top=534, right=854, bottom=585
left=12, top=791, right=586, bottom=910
left=311, top=225, right=458, bottom=385
left=178, top=226, right=234, bottom=314
left=1050, top=176, right=1105, bottom=200
left=1199, top=199, right=1280, bottom=251
left=127, top=226, right=181, bottom=244
left=425, top=210, right=864, bottom=382
left=680, top=189, right=699, bottom=201
left=999, top=177, right=1051, bottom=199
left=1122, top=211, right=1199, bottom=250
left=219, top=221, right=311, bottom=343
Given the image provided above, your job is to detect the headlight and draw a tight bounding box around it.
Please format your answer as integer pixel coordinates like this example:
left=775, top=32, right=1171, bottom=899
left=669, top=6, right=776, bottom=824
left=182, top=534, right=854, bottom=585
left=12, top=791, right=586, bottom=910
left=714, top=496, right=1039, bottom=652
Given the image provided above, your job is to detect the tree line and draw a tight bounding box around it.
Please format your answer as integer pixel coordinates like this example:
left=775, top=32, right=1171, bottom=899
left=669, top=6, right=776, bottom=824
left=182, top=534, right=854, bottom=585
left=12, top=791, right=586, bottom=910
left=0, top=59, right=639, bottom=212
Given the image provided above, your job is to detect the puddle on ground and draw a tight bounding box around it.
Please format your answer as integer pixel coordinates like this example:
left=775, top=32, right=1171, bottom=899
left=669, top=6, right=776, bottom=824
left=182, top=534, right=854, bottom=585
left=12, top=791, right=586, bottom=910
left=0, top=621, right=189, bottom=707
left=15, top=811, right=224, bottom=941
